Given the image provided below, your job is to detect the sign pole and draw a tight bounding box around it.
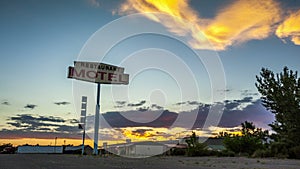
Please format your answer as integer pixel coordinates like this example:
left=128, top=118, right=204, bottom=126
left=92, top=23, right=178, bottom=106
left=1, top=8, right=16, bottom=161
left=93, top=83, right=100, bottom=155
left=80, top=96, right=87, bottom=155
left=82, top=128, right=86, bottom=155
left=67, top=61, right=129, bottom=155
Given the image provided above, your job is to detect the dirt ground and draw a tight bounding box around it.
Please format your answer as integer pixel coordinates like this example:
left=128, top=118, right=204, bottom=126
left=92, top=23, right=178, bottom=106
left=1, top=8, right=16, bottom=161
left=1, top=154, right=300, bottom=169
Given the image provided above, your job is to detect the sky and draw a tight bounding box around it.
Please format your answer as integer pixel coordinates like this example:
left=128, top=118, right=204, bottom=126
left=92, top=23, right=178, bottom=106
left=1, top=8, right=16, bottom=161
left=0, top=0, right=300, bottom=147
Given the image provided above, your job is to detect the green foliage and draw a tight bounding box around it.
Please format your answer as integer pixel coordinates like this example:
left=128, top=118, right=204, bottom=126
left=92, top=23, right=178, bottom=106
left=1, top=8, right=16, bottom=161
left=0, top=143, right=15, bottom=154
left=185, top=132, right=208, bottom=156
left=171, top=148, right=186, bottom=156
left=221, top=121, right=268, bottom=156
left=0, top=143, right=13, bottom=151
left=217, top=150, right=235, bottom=157
left=256, top=67, right=300, bottom=158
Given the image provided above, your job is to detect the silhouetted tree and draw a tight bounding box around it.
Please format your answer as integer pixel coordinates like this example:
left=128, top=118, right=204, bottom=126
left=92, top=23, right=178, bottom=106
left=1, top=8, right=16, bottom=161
left=222, top=121, right=268, bottom=156
left=185, top=132, right=207, bottom=156
left=256, top=67, right=300, bottom=158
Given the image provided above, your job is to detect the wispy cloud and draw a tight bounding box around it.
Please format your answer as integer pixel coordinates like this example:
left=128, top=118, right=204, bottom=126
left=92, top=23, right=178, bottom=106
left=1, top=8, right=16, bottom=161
left=240, top=89, right=259, bottom=97
left=276, top=9, right=300, bottom=45
left=114, top=101, right=127, bottom=108
left=116, top=0, right=300, bottom=49
left=24, top=104, right=37, bottom=110
left=0, top=98, right=273, bottom=141
left=1, top=114, right=81, bottom=139
left=136, top=106, right=150, bottom=112
left=1, top=101, right=10, bottom=105
left=87, top=0, right=100, bottom=8
left=151, top=104, right=163, bottom=110
left=127, top=100, right=146, bottom=107
left=54, top=101, right=70, bottom=106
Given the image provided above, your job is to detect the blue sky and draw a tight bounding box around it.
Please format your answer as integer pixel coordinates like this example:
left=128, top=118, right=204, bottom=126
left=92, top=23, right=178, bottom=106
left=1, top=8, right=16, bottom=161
left=0, top=0, right=300, bottom=144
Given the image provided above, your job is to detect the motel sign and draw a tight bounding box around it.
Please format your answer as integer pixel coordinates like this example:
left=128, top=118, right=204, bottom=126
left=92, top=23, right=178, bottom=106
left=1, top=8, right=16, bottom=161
left=68, top=61, right=129, bottom=85
left=68, top=61, right=129, bottom=155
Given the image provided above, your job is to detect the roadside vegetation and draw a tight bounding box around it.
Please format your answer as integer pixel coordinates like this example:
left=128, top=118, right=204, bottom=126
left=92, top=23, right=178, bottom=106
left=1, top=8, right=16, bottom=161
left=185, top=66, right=300, bottom=159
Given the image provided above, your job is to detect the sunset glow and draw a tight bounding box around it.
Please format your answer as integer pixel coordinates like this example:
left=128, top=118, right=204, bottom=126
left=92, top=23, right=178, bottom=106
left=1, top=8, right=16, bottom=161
left=0, top=0, right=299, bottom=148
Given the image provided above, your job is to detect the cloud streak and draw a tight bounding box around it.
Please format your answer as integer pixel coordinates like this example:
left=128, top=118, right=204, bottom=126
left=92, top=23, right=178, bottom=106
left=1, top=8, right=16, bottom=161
left=24, top=104, right=37, bottom=110
left=1, top=101, right=10, bottom=105
left=276, top=9, right=300, bottom=45
left=117, top=0, right=300, bottom=50
left=127, top=100, right=146, bottom=107
left=87, top=0, right=100, bottom=8
left=0, top=97, right=274, bottom=142
left=54, top=101, right=70, bottom=106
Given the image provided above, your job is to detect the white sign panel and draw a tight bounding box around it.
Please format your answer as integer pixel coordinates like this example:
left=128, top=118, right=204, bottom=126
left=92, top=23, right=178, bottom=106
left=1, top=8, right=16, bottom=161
left=74, top=61, right=124, bottom=73
left=68, top=62, right=129, bottom=85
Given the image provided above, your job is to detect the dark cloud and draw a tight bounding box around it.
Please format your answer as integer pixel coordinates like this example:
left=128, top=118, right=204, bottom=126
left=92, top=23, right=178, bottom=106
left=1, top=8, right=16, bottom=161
left=1, top=101, right=10, bottom=105
left=8, top=114, right=64, bottom=131
left=0, top=129, right=81, bottom=139
left=241, top=89, right=259, bottom=97
left=101, top=98, right=273, bottom=130
left=24, top=104, right=37, bottom=109
left=174, top=101, right=202, bottom=106
left=224, top=97, right=254, bottom=111
left=114, top=101, right=127, bottom=108
left=225, top=101, right=240, bottom=110
left=218, top=99, right=274, bottom=128
left=130, top=129, right=153, bottom=137
left=102, top=110, right=178, bottom=128
left=151, top=104, right=163, bottom=110
left=127, top=100, right=146, bottom=107
left=54, top=101, right=70, bottom=105
left=174, top=102, right=186, bottom=105
left=116, top=101, right=126, bottom=105
left=238, top=96, right=253, bottom=103
left=4, top=114, right=81, bottom=134
left=218, top=89, right=232, bottom=92
left=37, top=116, right=65, bottom=123
left=69, top=119, right=79, bottom=124
left=187, top=101, right=201, bottom=105
left=0, top=97, right=274, bottom=140
left=1, top=114, right=82, bottom=139
left=136, top=107, right=150, bottom=112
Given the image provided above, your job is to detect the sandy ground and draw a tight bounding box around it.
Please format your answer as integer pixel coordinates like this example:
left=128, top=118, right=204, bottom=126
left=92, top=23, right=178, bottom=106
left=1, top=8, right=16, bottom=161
left=1, top=154, right=300, bottom=169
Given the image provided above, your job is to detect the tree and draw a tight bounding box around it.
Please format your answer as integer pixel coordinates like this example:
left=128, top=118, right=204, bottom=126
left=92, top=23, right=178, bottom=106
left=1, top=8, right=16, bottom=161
left=185, top=132, right=207, bottom=156
left=222, top=121, right=268, bottom=156
left=256, top=67, right=300, bottom=151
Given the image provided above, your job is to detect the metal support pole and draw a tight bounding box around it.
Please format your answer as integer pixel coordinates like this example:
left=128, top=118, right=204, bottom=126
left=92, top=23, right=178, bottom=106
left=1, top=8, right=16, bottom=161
left=81, top=128, right=86, bottom=155
left=93, top=83, right=100, bottom=155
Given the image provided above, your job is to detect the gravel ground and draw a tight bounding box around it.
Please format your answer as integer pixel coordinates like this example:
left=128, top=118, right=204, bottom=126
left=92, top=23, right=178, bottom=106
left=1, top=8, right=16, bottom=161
left=1, top=154, right=300, bottom=169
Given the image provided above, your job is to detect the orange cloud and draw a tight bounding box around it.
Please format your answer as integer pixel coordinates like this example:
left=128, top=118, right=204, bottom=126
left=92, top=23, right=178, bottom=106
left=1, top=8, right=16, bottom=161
left=276, top=9, right=300, bottom=45
left=117, top=0, right=283, bottom=50
left=203, top=0, right=282, bottom=50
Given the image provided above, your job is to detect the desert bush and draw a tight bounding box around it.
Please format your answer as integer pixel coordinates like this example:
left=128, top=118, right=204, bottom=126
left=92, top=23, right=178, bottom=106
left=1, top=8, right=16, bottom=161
left=288, top=146, right=300, bottom=159
left=252, top=149, right=273, bottom=158
left=171, top=148, right=186, bottom=156
left=217, top=150, right=235, bottom=157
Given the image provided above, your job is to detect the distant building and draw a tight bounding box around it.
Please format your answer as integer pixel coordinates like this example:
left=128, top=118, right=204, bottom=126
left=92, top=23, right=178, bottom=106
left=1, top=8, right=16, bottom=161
left=64, top=145, right=93, bottom=155
left=179, top=137, right=225, bottom=151
left=204, top=138, right=226, bottom=151
left=106, top=141, right=168, bottom=157
left=17, top=145, right=63, bottom=154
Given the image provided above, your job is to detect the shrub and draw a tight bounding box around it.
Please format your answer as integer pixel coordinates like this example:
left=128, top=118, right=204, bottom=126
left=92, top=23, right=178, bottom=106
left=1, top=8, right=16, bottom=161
left=288, top=146, right=300, bottom=159
left=252, top=149, right=273, bottom=158
left=217, top=150, right=235, bottom=157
